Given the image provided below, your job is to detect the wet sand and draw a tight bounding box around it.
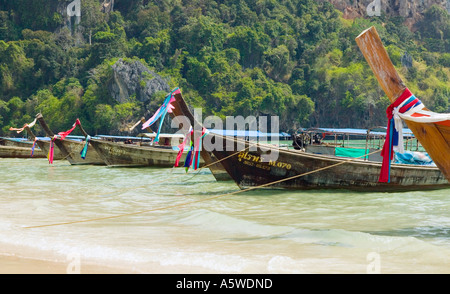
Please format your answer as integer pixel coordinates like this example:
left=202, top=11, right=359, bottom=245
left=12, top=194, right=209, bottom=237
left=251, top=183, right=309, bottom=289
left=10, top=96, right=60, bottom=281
left=0, top=255, right=133, bottom=274
left=0, top=253, right=223, bottom=274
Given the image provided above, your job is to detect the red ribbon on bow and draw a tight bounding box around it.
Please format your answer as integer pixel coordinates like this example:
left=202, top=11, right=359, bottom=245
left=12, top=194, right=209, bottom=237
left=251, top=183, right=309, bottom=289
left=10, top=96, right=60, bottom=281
left=379, top=88, right=413, bottom=183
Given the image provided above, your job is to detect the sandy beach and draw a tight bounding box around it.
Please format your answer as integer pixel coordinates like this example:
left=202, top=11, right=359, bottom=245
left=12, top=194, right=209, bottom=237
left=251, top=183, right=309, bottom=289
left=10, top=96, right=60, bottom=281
left=0, top=252, right=224, bottom=274
left=0, top=255, right=134, bottom=274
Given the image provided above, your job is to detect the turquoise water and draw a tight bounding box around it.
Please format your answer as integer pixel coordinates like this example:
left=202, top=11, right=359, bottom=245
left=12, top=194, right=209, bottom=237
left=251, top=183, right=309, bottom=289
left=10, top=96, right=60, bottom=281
left=0, top=158, right=449, bottom=273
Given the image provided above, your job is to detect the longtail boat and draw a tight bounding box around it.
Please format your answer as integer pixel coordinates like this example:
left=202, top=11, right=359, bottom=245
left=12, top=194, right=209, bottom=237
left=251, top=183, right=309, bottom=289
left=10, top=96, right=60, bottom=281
left=74, top=119, right=195, bottom=168
left=170, top=90, right=449, bottom=191
left=35, top=113, right=105, bottom=165
left=356, top=27, right=450, bottom=183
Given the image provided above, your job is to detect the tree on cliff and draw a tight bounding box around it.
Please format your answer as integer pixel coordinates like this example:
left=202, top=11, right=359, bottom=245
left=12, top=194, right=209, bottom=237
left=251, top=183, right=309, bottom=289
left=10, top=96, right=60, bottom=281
left=0, top=0, right=448, bottom=136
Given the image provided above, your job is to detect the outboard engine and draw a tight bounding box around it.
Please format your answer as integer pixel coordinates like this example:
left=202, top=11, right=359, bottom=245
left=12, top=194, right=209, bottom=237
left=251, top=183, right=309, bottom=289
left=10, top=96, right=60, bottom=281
left=293, top=133, right=310, bottom=150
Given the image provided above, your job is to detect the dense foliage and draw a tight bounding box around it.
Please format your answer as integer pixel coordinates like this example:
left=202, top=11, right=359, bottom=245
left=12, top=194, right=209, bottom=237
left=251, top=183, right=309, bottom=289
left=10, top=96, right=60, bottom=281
left=0, top=0, right=449, bottom=136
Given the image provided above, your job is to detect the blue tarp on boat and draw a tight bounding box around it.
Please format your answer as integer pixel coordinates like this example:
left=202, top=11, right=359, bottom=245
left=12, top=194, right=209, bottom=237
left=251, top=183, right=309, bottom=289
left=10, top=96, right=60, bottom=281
left=207, top=129, right=289, bottom=138
left=395, top=151, right=435, bottom=166
left=304, top=127, right=415, bottom=137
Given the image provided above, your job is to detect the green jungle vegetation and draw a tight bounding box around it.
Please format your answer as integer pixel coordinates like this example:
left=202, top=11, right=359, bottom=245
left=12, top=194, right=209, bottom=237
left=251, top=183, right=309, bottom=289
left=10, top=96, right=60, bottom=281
left=0, top=0, right=449, bottom=136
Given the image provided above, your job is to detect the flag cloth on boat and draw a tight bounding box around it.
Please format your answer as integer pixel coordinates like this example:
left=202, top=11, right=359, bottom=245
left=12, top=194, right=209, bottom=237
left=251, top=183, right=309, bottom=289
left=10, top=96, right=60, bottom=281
left=379, top=88, right=450, bottom=182
left=80, top=135, right=90, bottom=159
left=48, top=138, right=55, bottom=164
left=30, top=138, right=38, bottom=157
left=45, top=118, right=82, bottom=163
left=193, top=128, right=208, bottom=170
left=393, top=88, right=450, bottom=126
left=181, top=128, right=208, bottom=172
left=58, top=119, right=81, bottom=140
left=174, top=127, right=192, bottom=167
left=9, top=118, right=37, bottom=133
left=142, top=88, right=180, bottom=143
left=184, top=140, right=194, bottom=172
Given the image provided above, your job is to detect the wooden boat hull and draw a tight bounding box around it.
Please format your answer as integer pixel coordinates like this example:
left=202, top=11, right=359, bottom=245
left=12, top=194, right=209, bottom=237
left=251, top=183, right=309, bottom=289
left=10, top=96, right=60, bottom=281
left=0, top=138, right=34, bottom=148
left=0, top=145, right=46, bottom=158
left=0, top=137, right=46, bottom=158
left=53, top=138, right=105, bottom=165
left=209, top=134, right=450, bottom=191
left=88, top=139, right=198, bottom=168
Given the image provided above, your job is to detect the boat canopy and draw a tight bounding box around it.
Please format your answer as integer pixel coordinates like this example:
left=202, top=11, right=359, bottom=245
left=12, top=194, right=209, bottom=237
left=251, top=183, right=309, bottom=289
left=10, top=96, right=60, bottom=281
left=303, top=127, right=415, bottom=137
left=98, top=134, right=152, bottom=141
left=207, top=129, right=290, bottom=138
left=137, top=133, right=185, bottom=139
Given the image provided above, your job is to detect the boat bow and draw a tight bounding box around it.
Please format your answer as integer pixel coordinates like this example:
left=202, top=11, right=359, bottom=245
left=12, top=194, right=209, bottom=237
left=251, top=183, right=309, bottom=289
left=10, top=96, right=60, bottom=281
left=356, top=26, right=450, bottom=182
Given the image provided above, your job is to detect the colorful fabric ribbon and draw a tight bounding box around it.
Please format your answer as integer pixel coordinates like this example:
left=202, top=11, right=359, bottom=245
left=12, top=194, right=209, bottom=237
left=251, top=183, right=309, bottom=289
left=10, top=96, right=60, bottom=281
left=193, top=129, right=207, bottom=170
left=184, top=141, right=195, bottom=172
left=30, top=138, right=38, bottom=157
left=142, top=88, right=180, bottom=143
left=58, top=119, right=81, bottom=140
left=9, top=118, right=37, bottom=134
left=80, top=135, right=90, bottom=159
left=174, top=127, right=192, bottom=167
left=379, top=88, right=421, bottom=183
left=182, top=128, right=208, bottom=172
left=48, top=137, right=55, bottom=164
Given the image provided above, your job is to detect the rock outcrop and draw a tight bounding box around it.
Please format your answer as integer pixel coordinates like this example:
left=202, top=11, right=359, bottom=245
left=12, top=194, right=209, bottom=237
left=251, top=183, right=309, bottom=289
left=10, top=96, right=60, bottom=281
left=109, top=58, right=170, bottom=105
left=322, top=0, right=449, bottom=28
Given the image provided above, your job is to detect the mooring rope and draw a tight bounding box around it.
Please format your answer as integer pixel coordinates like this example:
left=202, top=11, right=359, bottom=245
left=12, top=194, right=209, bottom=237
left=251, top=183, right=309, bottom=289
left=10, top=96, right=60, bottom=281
left=24, top=146, right=382, bottom=229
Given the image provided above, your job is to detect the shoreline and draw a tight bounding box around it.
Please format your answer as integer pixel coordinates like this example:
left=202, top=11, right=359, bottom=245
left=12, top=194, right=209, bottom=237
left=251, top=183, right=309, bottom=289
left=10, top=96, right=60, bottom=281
left=0, top=252, right=225, bottom=274
left=0, top=254, right=135, bottom=274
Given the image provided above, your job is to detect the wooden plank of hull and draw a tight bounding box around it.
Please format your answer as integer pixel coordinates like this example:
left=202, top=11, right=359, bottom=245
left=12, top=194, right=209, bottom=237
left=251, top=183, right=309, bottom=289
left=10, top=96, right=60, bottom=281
left=0, top=137, right=49, bottom=159
left=33, top=140, right=65, bottom=160
left=54, top=138, right=105, bottom=165
left=88, top=139, right=194, bottom=167
left=0, top=138, right=34, bottom=148
left=356, top=27, right=450, bottom=182
left=0, top=145, right=46, bottom=158
left=211, top=134, right=449, bottom=192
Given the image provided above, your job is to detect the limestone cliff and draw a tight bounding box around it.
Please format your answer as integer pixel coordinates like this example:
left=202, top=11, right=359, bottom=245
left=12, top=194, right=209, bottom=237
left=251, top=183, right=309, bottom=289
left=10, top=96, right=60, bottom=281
left=322, top=0, right=449, bottom=28
left=109, top=58, right=170, bottom=105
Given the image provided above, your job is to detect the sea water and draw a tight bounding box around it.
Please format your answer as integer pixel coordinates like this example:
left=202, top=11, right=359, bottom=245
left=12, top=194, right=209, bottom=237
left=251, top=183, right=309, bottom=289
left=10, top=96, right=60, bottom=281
left=0, top=158, right=449, bottom=273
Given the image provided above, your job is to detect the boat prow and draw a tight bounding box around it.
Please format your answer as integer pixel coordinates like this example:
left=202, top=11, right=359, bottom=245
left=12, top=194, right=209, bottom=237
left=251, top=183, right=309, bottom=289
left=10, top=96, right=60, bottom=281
left=35, top=113, right=105, bottom=165
left=356, top=26, right=450, bottom=182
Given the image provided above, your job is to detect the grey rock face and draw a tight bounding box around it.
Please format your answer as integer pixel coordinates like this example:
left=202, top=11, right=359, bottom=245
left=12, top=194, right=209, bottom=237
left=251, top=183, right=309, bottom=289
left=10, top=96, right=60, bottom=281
left=109, top=58, right=170, bottom=105
left=321, top=0, right=448, bottom=26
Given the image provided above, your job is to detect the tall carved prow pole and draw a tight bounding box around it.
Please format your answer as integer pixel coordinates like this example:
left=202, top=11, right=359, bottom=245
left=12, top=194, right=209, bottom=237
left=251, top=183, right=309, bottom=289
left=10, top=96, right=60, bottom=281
left=356, top=26, right=450, bottom=182
left=355, top=27, right=406, bottom=101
